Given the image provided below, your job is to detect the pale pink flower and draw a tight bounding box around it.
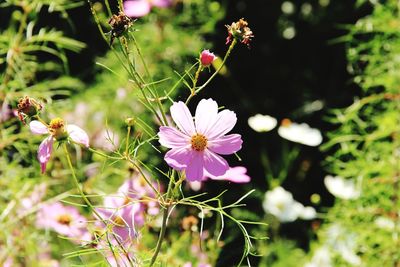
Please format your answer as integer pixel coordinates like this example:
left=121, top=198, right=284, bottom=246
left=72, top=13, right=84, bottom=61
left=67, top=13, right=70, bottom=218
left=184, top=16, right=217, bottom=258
left=36, top=202, right=87, bottom=241
left=204, top=166, right=250, bottom=183
left=19, top=183, right=47, bottom=215
left=29, top=118, right=89, bottom=173
left=97, top=172, right=159, bottom=244
left=123, top=0, right=172, bottom=18
left=158, top=99, right=242, bottom=181
left=200, top=50, right=217, bottom=67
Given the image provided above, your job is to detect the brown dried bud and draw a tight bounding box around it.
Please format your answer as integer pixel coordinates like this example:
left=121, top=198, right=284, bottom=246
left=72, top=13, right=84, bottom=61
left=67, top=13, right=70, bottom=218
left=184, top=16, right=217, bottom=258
left=108, top=11, right=133, bottom=45
left=17, top=96, right=42, bottom=123
left=226, top=18, right=254, bottom=47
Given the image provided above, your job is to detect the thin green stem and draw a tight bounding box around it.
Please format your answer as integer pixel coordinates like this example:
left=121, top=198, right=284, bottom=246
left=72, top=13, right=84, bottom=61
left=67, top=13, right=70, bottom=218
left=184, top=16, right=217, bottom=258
left=125, top=125, right=131, bottom=156
left=63, top=143, right=102, bottom=220
left=149, top=170, right=176, bottom=266
left=185, top=39, right=237, bottom=105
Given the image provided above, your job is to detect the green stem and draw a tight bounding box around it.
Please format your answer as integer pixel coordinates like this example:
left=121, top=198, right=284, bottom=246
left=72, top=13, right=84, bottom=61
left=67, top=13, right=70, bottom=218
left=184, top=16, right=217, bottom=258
left=125, top=125, right=131, bottom=156
left=149, top=170, right=175, bottom=266
left=185, top=39, right=237, bottom=105
left=63, top=143, right=102, bottom=220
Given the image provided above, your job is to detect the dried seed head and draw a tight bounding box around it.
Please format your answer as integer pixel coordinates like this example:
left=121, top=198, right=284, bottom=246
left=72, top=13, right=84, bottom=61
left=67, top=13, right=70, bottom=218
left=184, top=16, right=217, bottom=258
left=226, top=18, right=254, bottom=47
left=17, top=96, right=42, bottom=123
left=108, top=11, right=133, bottom=44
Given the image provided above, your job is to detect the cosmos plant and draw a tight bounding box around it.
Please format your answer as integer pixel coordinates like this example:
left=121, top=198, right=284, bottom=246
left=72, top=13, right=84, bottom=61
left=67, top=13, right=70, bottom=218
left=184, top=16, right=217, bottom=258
left=14, top=6, right=261, bottom=266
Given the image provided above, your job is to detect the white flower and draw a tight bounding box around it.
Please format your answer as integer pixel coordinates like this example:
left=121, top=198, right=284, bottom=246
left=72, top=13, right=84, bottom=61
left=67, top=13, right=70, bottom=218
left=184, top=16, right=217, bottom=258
left=263, top=186, right=316, bottom=222
left=375, top=217, right=395, bottom=230
left=278, top=120, right=322, bottom=146
left=324, top=175, right=360, bottom=200
left=248, top=114, right=277, bottom=132
left=299, top=206, right=317, bottom=220
left=326, top=224, right=361, bottom=266
left=304, top=247, right=332, bottom=267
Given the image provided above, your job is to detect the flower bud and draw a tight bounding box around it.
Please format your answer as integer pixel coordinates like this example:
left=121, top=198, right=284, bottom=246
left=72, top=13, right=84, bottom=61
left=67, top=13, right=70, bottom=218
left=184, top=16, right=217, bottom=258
left=17, top=96, right=43, bottom=123
left=200, top=50, right=217, bottom=67
left=125, top=117, right=135, bottom=126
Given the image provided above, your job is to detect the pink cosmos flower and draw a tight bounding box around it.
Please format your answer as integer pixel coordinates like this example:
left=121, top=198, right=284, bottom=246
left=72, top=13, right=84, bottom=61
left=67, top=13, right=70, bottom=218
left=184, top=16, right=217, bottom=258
left=158, top=98, right=243, bottom=181
left=200, top=50, right=217, bottom=67
left=124, top=0, right=172, bottom=18
left=29, top=118, right=89, bottom=173
left=204, top=166, right=250, bottom=183
left=36, top=202, right=87, bottom=242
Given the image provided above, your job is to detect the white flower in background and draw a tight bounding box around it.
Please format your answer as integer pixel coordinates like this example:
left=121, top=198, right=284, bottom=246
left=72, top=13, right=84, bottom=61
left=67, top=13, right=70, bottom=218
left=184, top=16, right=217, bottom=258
left=299, top=205, right=317, bottom=220
left=324, top=175, right=360, bottom=200
left=304, top=246, right=332, bottom=267
left=278, top=119, right=322, bottom=146
left=326, top=224, right=361, bottom=266
left=375, top=217, right=395, bottom=231
left=263, top=186, right=316, bottom=222
left=248, top=114, right=277, bottom=132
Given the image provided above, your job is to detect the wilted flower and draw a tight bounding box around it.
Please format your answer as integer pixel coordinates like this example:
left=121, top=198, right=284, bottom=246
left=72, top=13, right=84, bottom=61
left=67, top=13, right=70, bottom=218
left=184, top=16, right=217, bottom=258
left=108, top=11, right=133, bottom=45
left=200, top=50, right=217, bottom=67
left=324, top=175, right=360, bottom=200
left=158, top=98, right=242, bottom=181
left=277, top=119, right=322, bottom=146
left=263, top=186, right=316, bottom=222
left=226, top=18, right=254, bottom=47
left=124, top=0, right=172, bottom=18
left=30, top=118, right=89, bottom=173
left=36, top=202, right=87, bottom=241
left=248, top=114, right=277, bottom=132
left=16, top=96, right=42, bottom=123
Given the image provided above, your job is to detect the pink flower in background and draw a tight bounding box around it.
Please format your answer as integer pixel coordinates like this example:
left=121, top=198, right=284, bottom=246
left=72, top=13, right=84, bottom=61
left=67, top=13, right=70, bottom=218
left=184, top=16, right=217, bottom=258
left=200, top=50, right=217, bottom=67
left=19, top=183, right=47, bottom=216
left=36, top=202, right=87, bottom=241
left=124, top=0, right=172, bottom=18
left=158, top=99, right=242, bottom=181
left=30, top=118, right=89, bottom=173
left=204, top=166, right=250, bottom=183
left=97, top=171, right=160, bottom=244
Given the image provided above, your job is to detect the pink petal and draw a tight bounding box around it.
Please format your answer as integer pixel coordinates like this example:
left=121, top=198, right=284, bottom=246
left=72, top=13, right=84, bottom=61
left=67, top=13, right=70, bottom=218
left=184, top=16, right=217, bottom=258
left=194, top=98, right=218, bottom=135
left=30, top=120, right=48, bottom=135
left=203, top=149, right=229, bottom=177
left=185, top=151, right=204, bottom=181
left=158, top=126, right=190, bottom=148
left=170, top=101, right=196, bottom=136
left=38, top=136, right=54, bottom=174
left=208, top=134, right=242, bottom=155
left=207, top=110, right=237, bottom=140
left=67, top=124, right=89, bottom=147
left=151, top=0, right=172, bottom=8
left=207, top=166, right=250, bottom=183
left=164, top=146, right=193, bottom=170
left=124, top=0, right=152, bottom=17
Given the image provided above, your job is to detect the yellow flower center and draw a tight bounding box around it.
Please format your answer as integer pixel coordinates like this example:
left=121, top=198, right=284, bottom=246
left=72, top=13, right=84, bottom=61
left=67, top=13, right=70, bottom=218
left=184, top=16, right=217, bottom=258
left=191, top=134, right=208, bottom=151
left=49, top=118, right=66, bottom=139
left=57, top=214, right=72, bottom=225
